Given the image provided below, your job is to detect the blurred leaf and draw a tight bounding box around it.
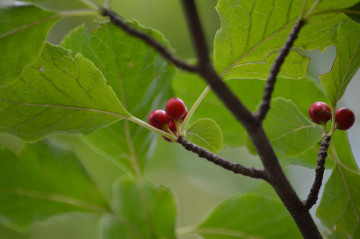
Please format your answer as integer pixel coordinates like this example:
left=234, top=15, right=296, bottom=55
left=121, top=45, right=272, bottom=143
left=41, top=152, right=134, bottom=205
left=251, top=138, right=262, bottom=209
left=0, top=134, right=24, bottom=153
left=327, top=226, right=360, bottom=239
left=263, top=98, right=322, bottom=157
left=214, top=0, right=309, bottom=80
left=51, top=135, right=125, bottom=204
left=197, top=194, right=301, bottom=239
left=320, top=18, right=360, bottom=106
left=62, top=23, right=174, bottom=174
left=102, top=177, right=177, bottom=239
left=0, top=225, right=29, bottom=239
left=0, top=43, right=129, bottom=141
left=0, top=6, right=60, bottom=86
left=0, top=141, right=109, bottom=229
left=185, top=118, right=223, bottom=153
left=317, top=165, right=360, bottom=238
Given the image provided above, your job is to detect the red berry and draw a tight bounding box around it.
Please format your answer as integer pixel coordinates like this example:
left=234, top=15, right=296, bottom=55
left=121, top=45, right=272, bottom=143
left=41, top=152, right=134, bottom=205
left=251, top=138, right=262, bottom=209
left=335, top=107, right=355, bottom=130
left=165, top=97, right=187, bottom=120
left=148, top=110, right=170, bottom=129
left=181, top=106, right=188, bottom=121
left=308, top=102, right=332, bottom=124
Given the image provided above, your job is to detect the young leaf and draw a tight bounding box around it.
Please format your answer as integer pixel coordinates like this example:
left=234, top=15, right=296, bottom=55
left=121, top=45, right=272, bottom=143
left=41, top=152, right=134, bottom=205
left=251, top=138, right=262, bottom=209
left=263, top=98, right=322, bottom=157
left=185, top=118, right=223, bottom=153
left=320, top=18, right=360, bottom=106
left=62, top=23, right=174, bottom=174
left=0, top=43, right=129, bottom=141
left=214, top=0, right=309, bottom=80
left=0, top=6, right=60, bottom=86
left=317, top=165, right=360, bottom=238
left=197, top=194, right=302, bottom=239
left=102, top=177, right=177, bottom=239
left=0, top=141, right=109, bottom=229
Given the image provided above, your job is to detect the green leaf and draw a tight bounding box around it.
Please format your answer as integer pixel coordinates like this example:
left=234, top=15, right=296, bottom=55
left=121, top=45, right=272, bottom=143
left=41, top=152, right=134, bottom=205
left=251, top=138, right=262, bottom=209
left=0, top=6, right=60, bottom=86
left=50, top=135, right=125, bottom=204
left=214, top=0, right=309, bottom=80
left=330, top=131, right=359, bottom=171
left=317, top=165, right=360, bottom=238
left=197, top=194, right=302, bottom=239
left=62, top=23, right=174, bottom=174
left=0, top=140, right=109, bottom=229
left=102, top=177, right=177, bottom=239
left=281, top=143, right=334, bottom=169
left=0, top=43, right=129, bottom=141
left=0, top=225, right=29, bottom=239
left=320, top=18, right=360, bottom=106
left=263, top=98, right=322, bottom=157
left=185, top=118, right=223, bottom=153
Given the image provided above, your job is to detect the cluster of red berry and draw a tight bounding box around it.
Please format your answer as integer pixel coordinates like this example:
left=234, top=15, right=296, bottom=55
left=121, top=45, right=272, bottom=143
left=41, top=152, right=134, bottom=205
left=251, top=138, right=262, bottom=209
left=148, top=97, right=188, bottom=142
left=308, top=102, right=355, bottom=130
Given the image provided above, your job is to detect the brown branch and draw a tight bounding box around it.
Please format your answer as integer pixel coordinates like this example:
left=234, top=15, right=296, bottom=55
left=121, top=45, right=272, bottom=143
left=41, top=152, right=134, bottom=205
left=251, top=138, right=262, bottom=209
left=255, top=19, right=305, bottom=121
left=178, top=136, right=267, bottom=180
left=303, top=135, right=331, bottom=210
left=180, top=0, right=256, bottom=129
left=100, top=8, right=198, bottom=73
left=180, top=1, right=321, bottom=238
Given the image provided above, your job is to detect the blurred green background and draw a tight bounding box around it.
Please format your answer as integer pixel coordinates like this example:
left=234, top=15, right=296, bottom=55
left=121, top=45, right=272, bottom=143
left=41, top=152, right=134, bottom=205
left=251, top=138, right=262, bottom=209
left=1, top=0, right=359, bottom=238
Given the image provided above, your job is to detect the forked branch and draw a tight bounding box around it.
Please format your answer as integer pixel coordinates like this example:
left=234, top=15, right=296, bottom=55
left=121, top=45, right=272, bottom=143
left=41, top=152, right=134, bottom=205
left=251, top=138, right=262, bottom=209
left=103, top=1, right=322, bottom=238
left=256, top=19, right=305, bottom=121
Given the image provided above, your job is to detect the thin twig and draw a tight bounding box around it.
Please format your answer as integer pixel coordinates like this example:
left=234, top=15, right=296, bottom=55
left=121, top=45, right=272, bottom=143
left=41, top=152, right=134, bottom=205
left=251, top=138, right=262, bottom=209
left=178, top=136, right=267, bottom=180
left=303, top=135, right=331, bottom=210
left=101, top=8, right=198, bottom=73
left=256, top=19, right=305, bottom=121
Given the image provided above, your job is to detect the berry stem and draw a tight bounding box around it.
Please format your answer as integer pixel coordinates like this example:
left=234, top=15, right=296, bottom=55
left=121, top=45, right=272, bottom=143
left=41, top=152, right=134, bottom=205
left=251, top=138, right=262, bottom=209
left=180, top=86, right=210, bottom=135
left=329, top=107, right=337, bottom=135
left=128, top=116, right=177, bottom=141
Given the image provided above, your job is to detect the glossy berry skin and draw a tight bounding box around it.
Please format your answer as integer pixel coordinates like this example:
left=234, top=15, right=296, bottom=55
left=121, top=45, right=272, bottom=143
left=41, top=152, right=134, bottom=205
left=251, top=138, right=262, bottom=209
left=165, top=97, right=187, bottom=120
left=148, top=110, right=170, bottom=129
left=335, top=107, right=355, bottom=130
left=181, top=106, right=188, bottom=121
left=308, top=102, right=332, bottom=124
